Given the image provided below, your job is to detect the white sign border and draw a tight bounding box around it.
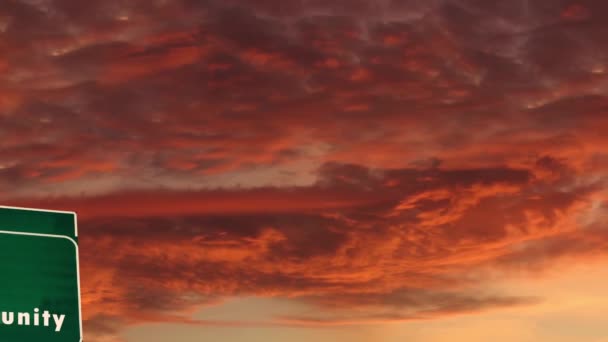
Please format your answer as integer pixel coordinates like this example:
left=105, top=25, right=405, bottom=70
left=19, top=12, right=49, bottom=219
left=0, top=205, right=78, bottom=237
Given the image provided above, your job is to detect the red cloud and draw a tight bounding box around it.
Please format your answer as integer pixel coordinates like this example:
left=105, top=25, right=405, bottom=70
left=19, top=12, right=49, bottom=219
left=12, top=162, right=603, bottom=341
left=561, top=4, right=591, bottom=21
left=3, top=1, right=608, bottom=341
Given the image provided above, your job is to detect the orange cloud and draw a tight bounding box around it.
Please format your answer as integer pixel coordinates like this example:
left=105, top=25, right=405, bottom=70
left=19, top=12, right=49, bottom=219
left=11, top=161, right=599, bottom=340
left=3, top=1, right=608, bottom=341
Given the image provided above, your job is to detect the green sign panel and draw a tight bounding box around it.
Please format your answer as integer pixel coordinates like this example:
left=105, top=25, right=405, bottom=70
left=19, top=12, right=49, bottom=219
left=0, top=206, right=82, bottom=342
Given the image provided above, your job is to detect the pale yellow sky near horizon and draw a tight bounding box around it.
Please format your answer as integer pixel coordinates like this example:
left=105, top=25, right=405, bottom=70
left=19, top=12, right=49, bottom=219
left=123, top=259, right=608, bottom=342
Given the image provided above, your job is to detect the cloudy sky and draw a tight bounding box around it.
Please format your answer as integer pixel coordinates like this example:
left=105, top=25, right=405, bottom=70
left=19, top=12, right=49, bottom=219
left=2, top=0, right=608, bottom=341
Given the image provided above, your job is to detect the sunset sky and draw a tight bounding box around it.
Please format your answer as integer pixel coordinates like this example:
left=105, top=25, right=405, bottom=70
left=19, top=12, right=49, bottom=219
left=2, top=0, right=608, bottom=341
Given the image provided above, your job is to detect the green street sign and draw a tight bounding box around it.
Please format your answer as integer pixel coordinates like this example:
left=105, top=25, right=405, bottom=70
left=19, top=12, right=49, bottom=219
left=0, top=206, right=82, bottom=342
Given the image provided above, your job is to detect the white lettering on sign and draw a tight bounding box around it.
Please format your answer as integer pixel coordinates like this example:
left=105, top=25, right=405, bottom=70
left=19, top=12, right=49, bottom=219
left=0, top=308, right=66, bottom=332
